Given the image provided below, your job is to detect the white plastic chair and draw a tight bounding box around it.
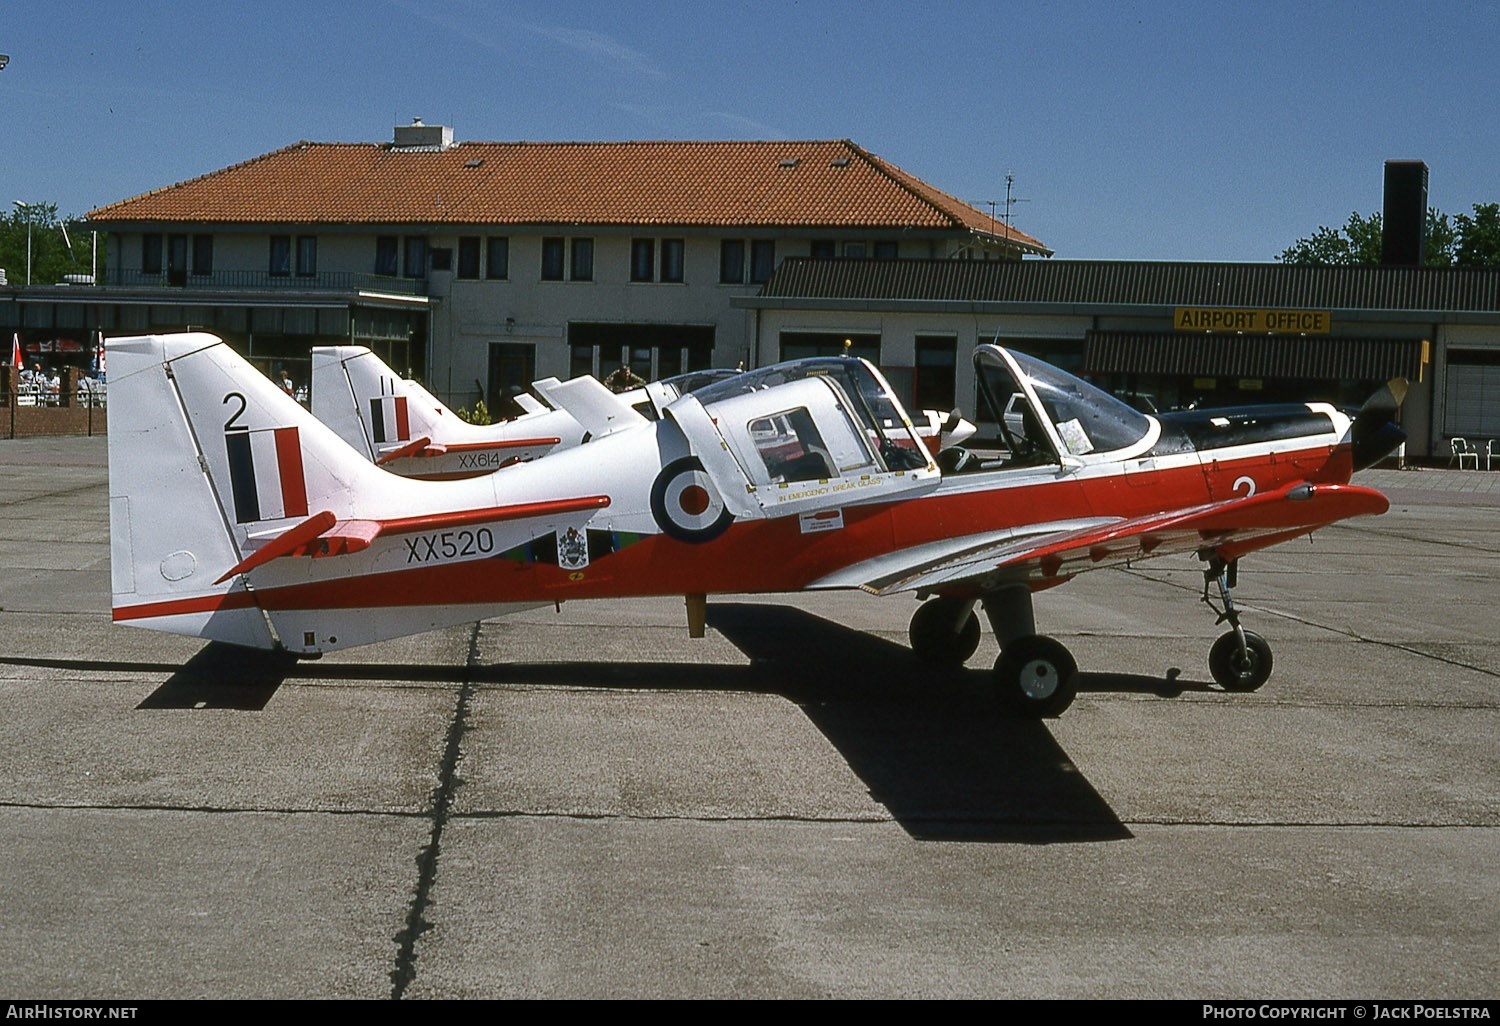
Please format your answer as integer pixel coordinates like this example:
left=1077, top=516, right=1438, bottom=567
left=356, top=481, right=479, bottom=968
left=1450, top=437, right=1479, bottom=470
left=1486, top=439, right=1497, bottom=471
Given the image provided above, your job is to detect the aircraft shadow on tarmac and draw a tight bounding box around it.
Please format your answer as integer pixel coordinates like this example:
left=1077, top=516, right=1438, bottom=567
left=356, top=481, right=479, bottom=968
left=7, top=604, right=1227, bottom=843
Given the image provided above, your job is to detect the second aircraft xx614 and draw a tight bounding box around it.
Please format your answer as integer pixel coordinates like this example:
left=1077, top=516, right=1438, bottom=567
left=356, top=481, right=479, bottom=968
left=107, top=332, right=1405, bottom=717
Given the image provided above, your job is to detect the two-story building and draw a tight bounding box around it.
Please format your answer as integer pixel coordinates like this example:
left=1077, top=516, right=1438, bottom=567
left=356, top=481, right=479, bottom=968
left=68, top=120, right=1047, bottom=411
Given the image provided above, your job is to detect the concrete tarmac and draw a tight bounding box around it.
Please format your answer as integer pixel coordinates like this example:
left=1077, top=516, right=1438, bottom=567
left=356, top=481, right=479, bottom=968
left=0, top=437, right=1495, bottom=999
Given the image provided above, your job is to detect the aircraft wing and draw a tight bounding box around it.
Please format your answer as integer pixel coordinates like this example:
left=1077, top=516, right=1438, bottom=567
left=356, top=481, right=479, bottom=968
left=822, top=480, right=1388, bottom=597
left=216, top=495, right=611, bottom=582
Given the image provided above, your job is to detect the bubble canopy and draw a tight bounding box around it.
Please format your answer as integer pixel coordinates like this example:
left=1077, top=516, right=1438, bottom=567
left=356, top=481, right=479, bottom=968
left=975, top=345, right=1154, bottom=460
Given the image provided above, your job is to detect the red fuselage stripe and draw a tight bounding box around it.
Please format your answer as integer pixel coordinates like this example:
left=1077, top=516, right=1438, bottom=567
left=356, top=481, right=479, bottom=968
left=375, top=495, right=612, bottom=535
left=423, top=438, right=562, bottom=454
left=114, top=590, right=260, bottom=621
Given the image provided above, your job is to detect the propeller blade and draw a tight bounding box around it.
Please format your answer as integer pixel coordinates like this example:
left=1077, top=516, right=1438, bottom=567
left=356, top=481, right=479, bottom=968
left=1350, top=377, right=1409, bottom=471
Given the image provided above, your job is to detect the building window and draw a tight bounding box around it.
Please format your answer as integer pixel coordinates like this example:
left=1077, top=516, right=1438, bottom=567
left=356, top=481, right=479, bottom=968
left=874, top=240, right=899, bottom=260
left=375, top=236, right=398, bottom=277
left=750, top=240, right=776, bottom=284
left=403, top=236, right=427, bottom=279
left=661, top=239, right=684, bottom=283
left=458, top=237, right=481, bottom=279
left=631, top=239, right=655, bottom=282
left=843, top=241, right=866, bottom=259
left=269, top=235, right=291, bottom=277
left=570, top=237, right=594, bottom=281
left=810, top=240, right=836, bottom=260
left=191, top=235, right=213, bottom=276
left=570, top=344, right=596, bottom=380
left=719, top=240, right=744, bottom=283
left=486, top=237, right=509, bottom=280
left=296, top=236, right=317, bottom=278
left=914, top=335, right=958, bottom=411
left=430, top=247, right=453, bottom=272
left=142, top=235, right=163, bottom=275
left=541, top=237, right=564, bottom=280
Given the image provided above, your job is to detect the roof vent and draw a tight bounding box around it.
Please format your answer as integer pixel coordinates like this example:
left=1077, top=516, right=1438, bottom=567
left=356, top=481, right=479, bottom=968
left=393, top=117, right=455, bottom=151
left=830, top=156, right=850, bottom=168
left=778, top=157, right=800, bottom=169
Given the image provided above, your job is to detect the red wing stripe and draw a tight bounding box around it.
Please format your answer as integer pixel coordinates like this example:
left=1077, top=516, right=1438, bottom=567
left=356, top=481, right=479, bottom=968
left=395, top=396, right=410, bottom=440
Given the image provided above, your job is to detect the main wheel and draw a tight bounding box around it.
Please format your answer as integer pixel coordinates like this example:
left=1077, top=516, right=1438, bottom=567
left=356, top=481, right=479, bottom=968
left=994, top=634, right=1078, bottom=718
left=1208, top=629, right=1273, bottom=691
left=908, top=598, right=982, bottom=667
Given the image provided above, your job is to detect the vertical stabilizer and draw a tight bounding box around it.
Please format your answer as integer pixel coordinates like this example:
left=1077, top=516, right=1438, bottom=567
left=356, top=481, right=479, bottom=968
left=108, top=333, right=389, bottom=648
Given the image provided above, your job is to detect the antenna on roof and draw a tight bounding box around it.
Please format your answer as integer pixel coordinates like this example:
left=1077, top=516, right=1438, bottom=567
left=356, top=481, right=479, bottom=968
left=1001, top=171, right=1029, bottom=242
left=973, top=171, right=1030, bottom=246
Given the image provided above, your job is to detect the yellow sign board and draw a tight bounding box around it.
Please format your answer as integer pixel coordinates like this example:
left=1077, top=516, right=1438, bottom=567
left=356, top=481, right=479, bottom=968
left=1174, top=308, right=1331, bottom=334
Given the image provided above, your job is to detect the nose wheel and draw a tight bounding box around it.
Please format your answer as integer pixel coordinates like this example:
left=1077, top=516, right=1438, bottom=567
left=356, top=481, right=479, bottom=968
left=1209, top=629, right=1273, bottom=691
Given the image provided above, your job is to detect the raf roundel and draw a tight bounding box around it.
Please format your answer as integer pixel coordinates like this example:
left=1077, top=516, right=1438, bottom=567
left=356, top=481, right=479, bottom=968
left=650, top=456, right=734, bottom=543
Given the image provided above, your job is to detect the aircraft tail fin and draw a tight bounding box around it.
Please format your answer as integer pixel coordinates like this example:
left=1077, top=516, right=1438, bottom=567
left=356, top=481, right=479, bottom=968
left=311, top=345, right=448, bottom=461
left=109, top=333, right=388, bottom=649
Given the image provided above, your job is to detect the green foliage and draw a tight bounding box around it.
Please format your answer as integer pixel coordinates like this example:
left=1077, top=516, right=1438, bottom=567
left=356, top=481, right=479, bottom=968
left=1279, top=205, right=1498, bottom=266
left=456, top=399, right=493, bottom=425
left=1, top=202, right=107, bottom=286
left=1453, top=203, right=1500, bottom=267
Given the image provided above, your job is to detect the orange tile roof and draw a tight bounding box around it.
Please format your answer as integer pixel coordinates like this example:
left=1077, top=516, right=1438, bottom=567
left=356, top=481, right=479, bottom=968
left=87, top=138, right=1049, bottom=254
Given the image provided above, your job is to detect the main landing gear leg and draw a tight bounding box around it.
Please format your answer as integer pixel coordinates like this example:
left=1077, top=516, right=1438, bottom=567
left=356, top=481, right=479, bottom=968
left=1203, top=558, right=1274, bottom=692
left=983, top=585, right=1078, bottom=718
left=908, top=596, right=981, bottom=667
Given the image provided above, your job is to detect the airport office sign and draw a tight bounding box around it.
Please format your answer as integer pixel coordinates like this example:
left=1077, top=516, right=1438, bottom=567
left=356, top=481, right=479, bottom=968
left=1174, top=308, right=1331, bottom=334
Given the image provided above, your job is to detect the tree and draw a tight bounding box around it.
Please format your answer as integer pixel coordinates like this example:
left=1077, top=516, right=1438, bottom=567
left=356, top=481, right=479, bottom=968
left=1454, top=203, right=1500, bottom=267
left=1278, top=205, right=1500, bottom=266
left=0, top=202, right=105, bottom=286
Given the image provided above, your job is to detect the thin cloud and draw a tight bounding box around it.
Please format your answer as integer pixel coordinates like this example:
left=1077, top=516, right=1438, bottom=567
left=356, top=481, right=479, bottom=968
left=527, top=24, right=667, bottom=80
left=703, top=111, right=788, bottom=140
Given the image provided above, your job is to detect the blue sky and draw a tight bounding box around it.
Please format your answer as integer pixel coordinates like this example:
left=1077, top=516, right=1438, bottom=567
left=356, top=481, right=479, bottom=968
left=3, top=0, right=1496, bottom=261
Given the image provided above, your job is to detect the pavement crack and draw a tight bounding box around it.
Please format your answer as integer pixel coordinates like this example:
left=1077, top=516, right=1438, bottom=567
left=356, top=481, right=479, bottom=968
left=389, top=620, right=480, bottom=1000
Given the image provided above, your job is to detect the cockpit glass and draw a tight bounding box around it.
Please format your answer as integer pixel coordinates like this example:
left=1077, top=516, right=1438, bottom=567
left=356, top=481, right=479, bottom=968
left=692, top=357, right=927, bottom=470
left=977, top=348, right=1151, bottom=457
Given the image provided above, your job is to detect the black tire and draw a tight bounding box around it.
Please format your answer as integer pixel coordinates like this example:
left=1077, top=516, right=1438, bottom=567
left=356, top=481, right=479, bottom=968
left=908, top=599, right=982, bottom=667
left=1208, top=629, right=1273, bottom=692
left=994, top=634, right=1078, bottom=718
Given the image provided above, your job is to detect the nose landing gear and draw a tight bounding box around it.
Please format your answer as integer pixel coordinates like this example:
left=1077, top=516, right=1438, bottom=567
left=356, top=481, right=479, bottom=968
left=1202, top=558, right=1274, bottom=692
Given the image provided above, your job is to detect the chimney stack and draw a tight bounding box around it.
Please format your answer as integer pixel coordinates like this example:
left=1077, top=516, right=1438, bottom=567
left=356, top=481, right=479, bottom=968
left=1381, top=160, right=1428, bottom=266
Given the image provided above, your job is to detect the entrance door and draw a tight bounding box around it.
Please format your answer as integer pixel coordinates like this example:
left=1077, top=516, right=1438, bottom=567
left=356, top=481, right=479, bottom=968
left=488, top=342, right=536, bottom=418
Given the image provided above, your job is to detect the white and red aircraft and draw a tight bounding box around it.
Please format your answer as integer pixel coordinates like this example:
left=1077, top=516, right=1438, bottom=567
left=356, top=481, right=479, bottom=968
left=310, top=345, right=586, bottom=479
left=310, top=345, right=973, bottom=479
left=107, top=332, right=1404, bottom=717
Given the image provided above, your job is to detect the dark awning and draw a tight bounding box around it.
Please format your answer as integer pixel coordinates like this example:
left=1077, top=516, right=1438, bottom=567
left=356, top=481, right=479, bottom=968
left=1084, top=331, right=1427, bottom=381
